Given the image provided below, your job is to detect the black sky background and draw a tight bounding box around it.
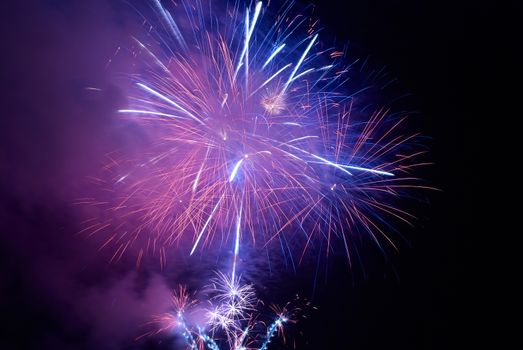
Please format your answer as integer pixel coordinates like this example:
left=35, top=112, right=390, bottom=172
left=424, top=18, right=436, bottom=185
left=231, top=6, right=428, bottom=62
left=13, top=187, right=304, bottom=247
left=0, top=0, right=486, bottom=349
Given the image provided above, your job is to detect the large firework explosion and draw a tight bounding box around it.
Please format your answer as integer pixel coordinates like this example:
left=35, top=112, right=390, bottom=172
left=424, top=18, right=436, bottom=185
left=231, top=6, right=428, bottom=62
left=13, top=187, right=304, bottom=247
left=78, top=0, right=428, bottom=272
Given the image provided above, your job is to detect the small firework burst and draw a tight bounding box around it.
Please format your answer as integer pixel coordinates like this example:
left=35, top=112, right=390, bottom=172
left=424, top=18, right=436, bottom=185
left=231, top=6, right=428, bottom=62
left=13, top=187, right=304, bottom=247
left=142, top=272, right=305, bottom=350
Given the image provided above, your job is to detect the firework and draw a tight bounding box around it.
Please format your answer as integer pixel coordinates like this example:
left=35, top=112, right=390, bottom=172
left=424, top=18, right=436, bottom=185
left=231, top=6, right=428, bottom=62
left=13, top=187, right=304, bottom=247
left=207, top=272, right=257, bottom=330
left=142, top=272, right=303, bottom=350
left=79, top=0, right=430, bottom=269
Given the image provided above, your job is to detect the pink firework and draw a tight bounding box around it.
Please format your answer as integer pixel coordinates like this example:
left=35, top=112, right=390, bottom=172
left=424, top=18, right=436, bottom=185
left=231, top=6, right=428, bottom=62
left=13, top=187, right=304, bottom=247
left=78, top=0, right=431, bottom=268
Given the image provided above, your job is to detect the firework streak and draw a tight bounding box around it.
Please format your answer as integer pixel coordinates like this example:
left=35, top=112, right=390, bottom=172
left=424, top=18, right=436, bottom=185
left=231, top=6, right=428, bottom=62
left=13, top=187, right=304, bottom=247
left=79, top=0, right=430, bottom=272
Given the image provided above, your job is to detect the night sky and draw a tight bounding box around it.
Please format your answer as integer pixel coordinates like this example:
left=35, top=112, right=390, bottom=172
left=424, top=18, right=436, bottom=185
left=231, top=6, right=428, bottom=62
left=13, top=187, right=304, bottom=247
left=1, top=0, right=482, bottom=349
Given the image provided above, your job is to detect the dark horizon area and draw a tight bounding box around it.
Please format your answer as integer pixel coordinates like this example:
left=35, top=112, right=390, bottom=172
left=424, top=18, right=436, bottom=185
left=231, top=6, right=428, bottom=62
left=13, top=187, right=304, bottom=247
left=1, top=0, right=483, bottom=349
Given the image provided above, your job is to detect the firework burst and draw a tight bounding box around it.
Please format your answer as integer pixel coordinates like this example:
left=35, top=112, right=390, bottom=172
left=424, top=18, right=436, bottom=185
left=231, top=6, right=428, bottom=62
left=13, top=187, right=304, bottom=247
left=78, top=0, right=430, bottom=269
left=141, top=272, right=305, bottom=350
